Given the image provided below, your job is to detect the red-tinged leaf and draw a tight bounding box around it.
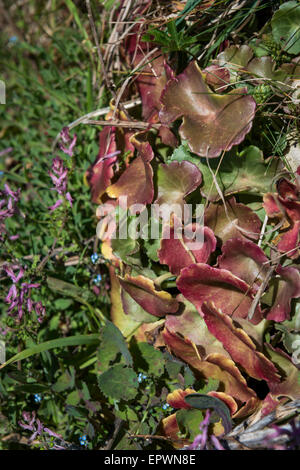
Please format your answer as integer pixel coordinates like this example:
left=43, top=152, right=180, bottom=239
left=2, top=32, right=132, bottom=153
left=273, top=192, right=300, bottom=224
left=158, top=227, right=194, bottom=276
left=86, top=127, right=118, bottom=204
left=205, top=353, right=257, bottom=402
left=159, top=61, right=256, bottom=158
left=277, top=178, right=299, bottom=199
left=161, top=413, right=178, bottom=439
left=176, top=263, right=263, bottom=323
left=118, top=274, right=179, bottom=317
left=133, top=320, right=165, bottom=345
left=276, top=220, right=300, bottom=259
left=232, top=397, right=261, bottom=420
left=156, top=160, right=202, bottom=207
left=201, top=302, right=280, bottom=383
left=107, top=132, right=154, bottom=209
left=158, top=218, right=216, bottom=275
left=184, top=225, right=217, bottom=263
left=230, top=317, right=267, bottom=350
left=167, top=388, right=195, bottom=409
left=125, top=26, right=175, bottom=124
left=202, top=65, right=230, bottom=91
left=165, top=295, right=229, bottom=358
left=86, top=103, right=138, bottom=203
left=263, top=193, right=282, bottom=217
left=259, top=394, right=283, bottom=418
left=121, top=287, right=159, bottom=323
left=266, top=265, right=300, bottom=322
left=161, top=413, right=189, bottom=448
left=263, top=180, right=300, bottom=259
left=265, top=345, right=300, bottom=400
left=162, top=327, right=257, bottom=404
left=106, top=106, right=136, bottom=162
left=134, top=55, right=174, bottom=123
left=218, top=238, right=269, bottom=289
left=204, top=197, right=261, bottom=244
left=158, top=125, right=178, bottom=147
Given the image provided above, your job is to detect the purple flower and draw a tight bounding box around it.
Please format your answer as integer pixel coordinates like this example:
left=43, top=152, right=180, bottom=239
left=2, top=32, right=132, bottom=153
left=3, top=264, right=45, bottom=322
left=187, top=409, right=211, bottom=450
left=186, top=410, right=225, bottom=451
left=27, top=297, right=33, bottom=313
left=5, top=284, right=17, bottom=303
left=4, top=183, right=20, bottom=201
left=9, top=234, right=19, bottom=241
left=59, top=127, right=77, bottom=157
left=49, top=199, right=63, bottom=211
left=19, top=411, right=37, bottom=433
left=49, top=158, right=68, bottom=195
left=0, top=184, right=20, bottom=241
left=34, top=301, right=46, bottom=323
left=266, top=419, right=300, bottom=450
left=4, top=265, right=24, bottom=283
left=210, top=435, right=225, bottom=450
left=48, top=158, right=72, bottom=211
left=60, top=127, right=71, bottom=144
left=19, top=411, right=62, bottom=443
left=43, top=427, right=62, bottom=439
left=65, top=192, right=73, bottom=207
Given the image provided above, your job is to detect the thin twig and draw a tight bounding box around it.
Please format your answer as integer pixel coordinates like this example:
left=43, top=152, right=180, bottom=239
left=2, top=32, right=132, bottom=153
left=247, top=263, right=278, bottom=320
left=258, top=214, right=268, bottom=247
left=52, top=98, right=141, bottom=151
left=86, top=0, right=117, bottom=98
left=104, top=418, right=124, bottom=450
left=84, top=119, right=160, bottom=130
left=112, top=47, right=159, bottom=119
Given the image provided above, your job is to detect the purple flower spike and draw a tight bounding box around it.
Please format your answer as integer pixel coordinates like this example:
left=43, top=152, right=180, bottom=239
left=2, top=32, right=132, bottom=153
left=44, top=428, right=63, bottom=439
left=4, top=264, right=45, bottom=323
left=19, top=411, right=62, bottom=443
left=9, top=234, right=20, bottom=241
left=60, top=127, right=71, bottom=144
left=5, top=284, right=17, bottom=303
left=59, top=127, right=77, bottom=157
left=27, top=297, right=33, bottom=313
left=0, top=182, right=20, bottom=240
left=4, top=265, right=24, bottom=283
left=48, top=157, right=73, bottom=211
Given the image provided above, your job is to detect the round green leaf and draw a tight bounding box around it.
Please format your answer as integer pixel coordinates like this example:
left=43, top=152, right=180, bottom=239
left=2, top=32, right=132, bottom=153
left=271, top=1, right=300, bottom=54
left=98, top=365, right=139, bottom=401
